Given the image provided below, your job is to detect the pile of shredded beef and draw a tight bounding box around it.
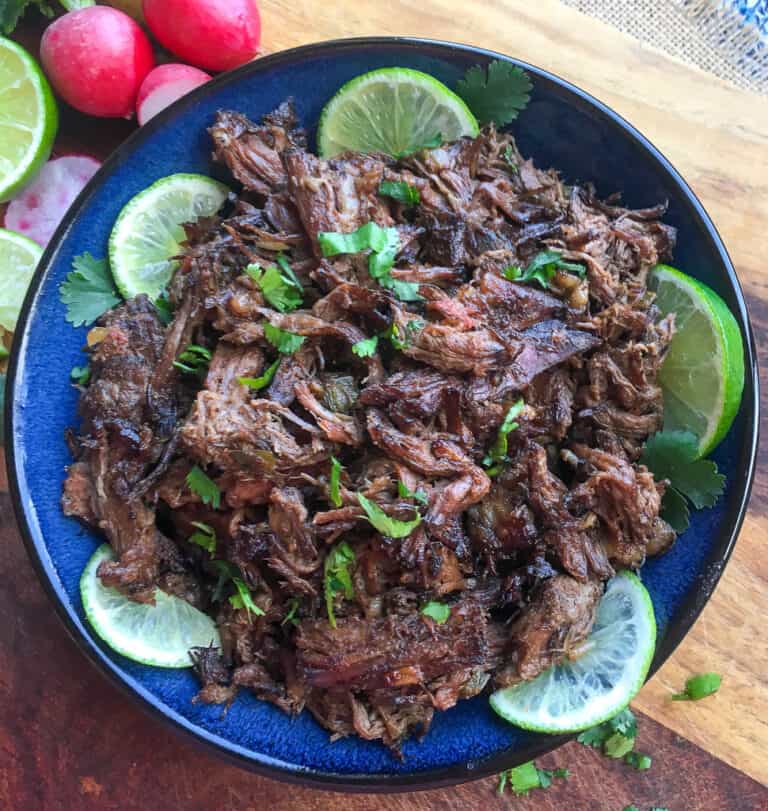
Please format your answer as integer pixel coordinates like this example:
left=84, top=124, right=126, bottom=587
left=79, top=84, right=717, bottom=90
left=62, top=100, right=678, bottom=755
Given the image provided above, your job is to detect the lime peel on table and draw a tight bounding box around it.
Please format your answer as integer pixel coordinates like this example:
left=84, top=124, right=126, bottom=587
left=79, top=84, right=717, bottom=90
left=490, top=571, right=656, bottom=733
left=0, top=228, right=43, bottom=332
left=317, top=67, right=479, bottom=158
left=109, top=173, right=229, bottom=300
left=0, top=37, right=58, bottom=202
left=649, top=264, right=744, bottom=457
left=81, top=543, right=220, bottom=668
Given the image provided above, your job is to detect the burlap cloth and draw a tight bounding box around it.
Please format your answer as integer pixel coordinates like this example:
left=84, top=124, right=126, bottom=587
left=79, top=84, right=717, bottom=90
left=560, top=0, right=768, bottom=94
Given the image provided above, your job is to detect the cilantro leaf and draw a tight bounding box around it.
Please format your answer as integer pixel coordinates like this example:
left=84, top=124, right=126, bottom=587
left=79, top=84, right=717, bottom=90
left=503, top=144, right=518, bottom=171
left=483, top=399, right=524, bottom=471
left=238, top=358, right=280, bottom=392
left=352, top=336, right=378, bottom=358
left=173, top=344, right=211, bottom=375
left=282, top=597, right=300, bottom=627
left=1, top=0, right=56, bottom=35
left=660, top=486, right=690, bottom=533
left=604, top=732, right=635, bottom=759
left=210, top=560, right=239, bottom=603
left=246, top=261, right=303, bottom=313
left=537, top=767, right=569, bottom=789
left=497, top=761, right=568, bottom=796
left=276, top=253, right=303, bottom=291
left=384, top=319, right=424, bottom=351
left=329, top=456, right=343, bottom=508
left=357, top=493, right=421, bottom=538
left=59, top=253, right=121, bottom=327
left=393, top=132, right=443, bottom=159
left=456, top=60, right=532, bottom=126
left=70, top=364, right=91, bottom=385
left=624, top=751, right=652, bottom=771
left=504, top=249, right=586, bottom=290
left=154, top=292, right=174, bottom=325
left=671, top=672, right=721, bottom=701
left=324, top=541, right=355, bottom=628
left=608, top=707, right=638, bottom=738
left=264, top=323, right=306, bottom=354
left=186, top=465, right=221, bottom=509
left=188, top=521, right=216, bottom=556
left=229, top=576, right=265, bottom=619
left=641, top=430, right=725, bottom=509
left=577, top=708, right=638, bottom=755
left=379, top=181, right=420, bottom=206
left=577, top=725, right=609, bottom=748
left=623, top=806, right=640, bottom=811
left=420, top=601, right=451, bottom=624
left=397, top=480, right=428, bottom=506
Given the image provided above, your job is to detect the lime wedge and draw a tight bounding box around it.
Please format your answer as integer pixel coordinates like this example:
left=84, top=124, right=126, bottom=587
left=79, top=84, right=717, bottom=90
left=649, top=265, right=745, bottom=456
left=317, top=67, right=479, bottom=158
left=109, top=173, right=229, bottom=300
left=81, top=543, right=220, bottom=668
left=0, top=228, right=43, bottom=331
left=490, top=572, right=656, bottom=733
left=0, top=37, right=58, bottom=202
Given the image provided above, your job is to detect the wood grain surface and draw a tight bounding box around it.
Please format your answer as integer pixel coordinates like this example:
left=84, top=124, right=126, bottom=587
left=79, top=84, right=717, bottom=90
left=3, top=1, right=767, bottom=808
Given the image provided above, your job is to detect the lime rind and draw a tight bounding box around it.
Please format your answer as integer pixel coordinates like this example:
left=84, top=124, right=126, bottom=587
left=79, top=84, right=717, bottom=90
left=0, top=38, right=58, bottom=202
left=0, top=227, right=43, bottom=331
left=489, top=571, right=656, bottom=734
left=81, top=544, right=220, bottom=668
left=317, top=67, right=479, bottom=158
left=108, top=173, right=229, bottom=300
left=650, top=264, right=744, bottom=457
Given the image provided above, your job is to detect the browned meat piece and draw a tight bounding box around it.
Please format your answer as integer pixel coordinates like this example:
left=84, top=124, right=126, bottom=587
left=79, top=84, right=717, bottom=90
left=265, top=342, right=316, bottom=406
left=524, top=367, right=575, bottom=442
left=403, top=139, right=479, bottom=214
left=190, top=645, right=237, bottom=706
left=294, top=380, right=363, bottom=445
left=311, top=282, right=390, bottom=324
left=494, top=576, right=602, bottom=687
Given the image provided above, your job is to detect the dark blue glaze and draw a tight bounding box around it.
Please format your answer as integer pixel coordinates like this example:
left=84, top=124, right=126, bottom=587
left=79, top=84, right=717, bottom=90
left=5, top=38, right=759, bottom=790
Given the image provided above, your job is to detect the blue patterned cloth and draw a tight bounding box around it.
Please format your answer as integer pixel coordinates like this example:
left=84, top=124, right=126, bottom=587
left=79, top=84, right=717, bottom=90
left=731, top=0, right=768, bottom=35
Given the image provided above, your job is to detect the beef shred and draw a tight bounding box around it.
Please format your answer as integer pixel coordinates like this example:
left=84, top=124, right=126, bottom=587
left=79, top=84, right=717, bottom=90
left=63, top=101, right=677, bottom=755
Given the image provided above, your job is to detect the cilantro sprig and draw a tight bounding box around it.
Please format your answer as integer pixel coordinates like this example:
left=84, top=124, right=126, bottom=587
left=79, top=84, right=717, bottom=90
left=264, top=323, right=306, bottom=354
left=671, top=672, right=721, bottom=701
left=504, top=250, right=586, bottom=290
left=577, top=707, right=654, bottom=772
left=246, top=256, right=303, bottom=313
left=324, top=541, right=356, bottom=628
left=238, top=358, right=280, bottom=391
left=211, top=561, right=264, bottom=619
left=173, top=344, right=211, bottom=376
left=483, top=399, right=524, bottom=475
left=420, top=601, right=450, bottom=624
left=352, top=336, right=378, bottom=358
left=640, top=430, right=725, bottom=533
left=497, top=761, right=568, bottom=796
left=456, top=60, right=532, bottom=127
left=59, top=253, right=121, bottom=327
left=186, top=465, right=221, bottom=510
left=357, top=493, right=421, bottom=538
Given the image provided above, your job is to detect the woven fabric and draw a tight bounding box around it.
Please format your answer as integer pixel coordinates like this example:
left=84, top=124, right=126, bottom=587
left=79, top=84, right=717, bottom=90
left=560, top=0, right=768, bottom=94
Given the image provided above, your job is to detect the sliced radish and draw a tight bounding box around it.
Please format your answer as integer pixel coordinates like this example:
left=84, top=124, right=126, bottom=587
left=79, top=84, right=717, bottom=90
left=4, top=155, right=101, bottom=247
left=136, top=64, right=212, bottom=126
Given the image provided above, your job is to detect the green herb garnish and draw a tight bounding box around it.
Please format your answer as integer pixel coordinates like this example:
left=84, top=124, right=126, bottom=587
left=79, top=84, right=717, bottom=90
left=282, top=597, right=301, bottom=627
left=393, top=132, right=443, bottom=158
left=185, top=465, right=221, bottom=510
left=456, top=60, right=532, bottom=127
left=357, top=493, right=421, bottom=538
left=503, top=144, right=518, bottom=171
left=497, top=761, right=568, bottom=796
left=420, top=601, right=451, bottom=624
left=329, top=455, right=343, bottom=508
left=173, top=344, right=212, bottom=375
left=154, top=291, right=174, bottom=325
left=230, top=576, right=264, bottom=618
left=59, top=252, right=121, bottom=327
left=577, top=707, right=652, bottom=770
left=504, top=249, right=586, bottom=290
left=70, top=364, right=91, bottom=385
left=352, top=336, right=378, bottom=357
left=671, top=672, right=722, bottom=701
left=264, top=323, right=306, bottom=354
left=188, top=521, right=216, bottom=556
left=238, top=358, right=280, bottom=391
left=246, top=259, right=303, bottom=313
left=624, top=752, right=652, bottom=771
left=397, top=480, right=428, bottom=506
left=324, top=541, right=356, bottom=628
left=483, top=399, right=524, bottom=473
left=379, top=180, right=420, bottom=206
left=384, top=319, right=424, bottom=351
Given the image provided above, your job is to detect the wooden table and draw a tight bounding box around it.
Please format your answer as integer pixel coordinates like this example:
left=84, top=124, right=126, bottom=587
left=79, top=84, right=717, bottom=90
left=3, top=2, right=767, bottom=808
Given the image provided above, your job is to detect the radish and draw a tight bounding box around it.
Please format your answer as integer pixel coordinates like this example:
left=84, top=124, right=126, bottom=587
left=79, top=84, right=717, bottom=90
left=40, top=7, right=154, bottom=118
left=4, top=155, right=101, bottom=247
left=136, top=64, right=212, bottom=126
left=143, top=0, right=261, bottom=72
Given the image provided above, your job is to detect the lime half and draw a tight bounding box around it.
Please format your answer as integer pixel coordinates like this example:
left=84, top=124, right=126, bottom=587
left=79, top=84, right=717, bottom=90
left=649, top=265, right=744, bottom=456
left=317, top=67, right=479, bottom=158
left=81, top=544, right=220, bottom=668
left=0, top=228, right=43, bottom=331
left=109, top=173, right=229, bottom=300
left=490, top=572, right=656, bottom=733
left=0, top=38, right=58, bottom=202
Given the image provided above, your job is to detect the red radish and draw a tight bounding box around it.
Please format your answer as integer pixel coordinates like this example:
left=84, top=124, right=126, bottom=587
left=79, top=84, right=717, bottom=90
left=4, top=155, right=101, bottom=247
left=40, top=7, right=154, bottom=118
left=143, top=0, right=260, bottom=72
left=136, top=64, right=212, bottom=125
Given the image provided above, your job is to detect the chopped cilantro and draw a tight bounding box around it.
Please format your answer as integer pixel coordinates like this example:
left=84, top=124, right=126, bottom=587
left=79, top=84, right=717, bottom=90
left=246, top=259, right=303, bottom=313
left=393, top=132, right=442, bottom=158
left=357, top=493, right=421, bottom=538
left=282, top=597, right=301, bottom=627
left=420, top=601, right=451, bottom=624
left=483, top=399, right=524, bottom=472
left=173, top=344, right=212, bottom=375
left=604, top=732, right=635, bottom=758
left=237, top=358, right=280, bottom=391
left=397, top=480, right=428, bottom=506
left=384, top=319, right=424, bottom=351
left=623, top=806, right=640, bottom=811
left=497, top=761, right=568, bottom=796
left=624, top=751, right=652, bottom=771
left=503, top=144, right=518, bottom=171
left=324, top=541, right=355, bottom=628
left=329, top=456, right=343, bottom=508
left=352, top=336, right=378, bottom=357
left=641, top=430, right=725, bottom=533
left=188, top=521, right=216, bottom=556
left=504, top=249, right=586, bottom=289
left=230, top=576, right=264, bottom=619
left=578, top=708, right=649, bottom=768
left=70, top=364, right=91, bottom=385
left=185, top=465, right=221, bottom=510
left=59, top=253, right=121, bottom=327
left=264, top=323, right=306, bottom=354
left=379, top=180, right=420, bottom=206
left=456, top=60, right=532, bottom=126
left=671, top=672, right=721, bottom=701
left=153, top=292, right=174, bottom=325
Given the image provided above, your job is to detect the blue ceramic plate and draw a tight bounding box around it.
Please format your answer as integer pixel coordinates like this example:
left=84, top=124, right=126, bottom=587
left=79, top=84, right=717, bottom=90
left=5, top=38, right=759, bottom=791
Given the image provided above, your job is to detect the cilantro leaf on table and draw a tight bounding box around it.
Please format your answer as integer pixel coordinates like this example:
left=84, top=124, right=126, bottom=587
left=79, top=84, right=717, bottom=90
left=578, top=707, right=640, bottom=762
left=352, top=336, right=378, bottom=357
left=420, top=601, right=451, bottom=624
left=329, top=456, right=343, bottom=508
left=624, top=752, right=652, bottom=771
left=497, top=761, right=568, bottom=796
left=357, top=493, right=421, bottom=538
left=237, top=358, right=280, bottom=392
left=379, top=180, right=420, bottom=206
left=456, top=60, right=532, bottom=127
left=185, top=465, right=221, bottom=510
left=324, top=541, right=355, bottom=628
left=59, top=253, right=121, bottom=327
left=504, top=249, right=586, bottom=290
left=671, top=672, right=721, bottom=701
left=264, top=323, right=306, bottom=354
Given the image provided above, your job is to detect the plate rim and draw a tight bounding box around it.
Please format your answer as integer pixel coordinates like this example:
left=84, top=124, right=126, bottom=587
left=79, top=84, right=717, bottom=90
left=3, top=34, right=760, bottom=792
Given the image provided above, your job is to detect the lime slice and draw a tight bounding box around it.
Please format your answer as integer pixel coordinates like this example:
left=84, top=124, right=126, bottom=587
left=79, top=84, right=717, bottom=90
left=317, top=67, right=479, bottom=158
left=490, top=572, right=656, bottom=733
left=0, top=38, right=58, bottom=202
left=649, top=265, right=745, bottom=456
left=0, top=228, right=43, bottom=331
left=109, top=173, right=229, bottom=300
left=81, top=543, right=220, bottom=668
